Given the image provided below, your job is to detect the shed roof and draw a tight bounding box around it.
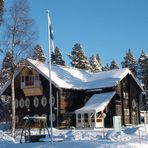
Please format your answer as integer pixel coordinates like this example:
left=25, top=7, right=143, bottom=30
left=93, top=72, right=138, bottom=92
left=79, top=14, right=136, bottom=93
left=75, top=91, right=116, bottom=113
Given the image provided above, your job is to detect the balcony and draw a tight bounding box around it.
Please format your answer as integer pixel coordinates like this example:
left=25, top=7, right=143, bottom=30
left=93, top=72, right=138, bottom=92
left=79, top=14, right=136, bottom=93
left=21, top=79, right=43, bottom=96
left=21, top=80, right=42, bottom=89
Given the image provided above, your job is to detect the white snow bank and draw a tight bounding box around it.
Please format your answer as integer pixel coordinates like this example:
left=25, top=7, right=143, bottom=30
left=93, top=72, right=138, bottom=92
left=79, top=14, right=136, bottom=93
left=105, top=130, right=131, bottom=141
left=123, top=124, right=148, bottom=136
left=0, top=131, right=16, bottom=143
left=62, top=130, right=97, bottom=141
left=62, top=128, right=131, bottom=142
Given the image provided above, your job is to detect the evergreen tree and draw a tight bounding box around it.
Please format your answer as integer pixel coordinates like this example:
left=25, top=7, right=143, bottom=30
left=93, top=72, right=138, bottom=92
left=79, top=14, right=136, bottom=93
left=121, top=49, right=137, bottom=75
left=68, top=43, right=92, bottom=71
left=32, top=44, right=46, bottom=63
left=51, top=46, right=65, bottom=66
left=96, top=54, right=103, bottom=69
left=102, top=63, right=110, bottom=71
left=3, top=51, right=13, bottom=70
left=89, top=55, right=102, bottom=72
left=110, top=60, right=119, bottom=70
left=138, top=50, right=148, bottom=90
left=0, top=51, right=13, bottom=89
left=51, top=51, right=55, bottom=64
left=0, top=0, right=4, bottom=25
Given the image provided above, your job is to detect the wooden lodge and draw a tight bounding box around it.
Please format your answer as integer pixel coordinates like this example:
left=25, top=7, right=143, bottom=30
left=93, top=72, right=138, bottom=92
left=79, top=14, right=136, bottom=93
left=0, top=59, right=143, bottom=128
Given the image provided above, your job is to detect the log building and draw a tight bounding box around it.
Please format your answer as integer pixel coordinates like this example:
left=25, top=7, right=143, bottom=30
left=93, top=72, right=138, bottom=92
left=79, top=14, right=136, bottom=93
left=0, top=59, right=143, bottom=128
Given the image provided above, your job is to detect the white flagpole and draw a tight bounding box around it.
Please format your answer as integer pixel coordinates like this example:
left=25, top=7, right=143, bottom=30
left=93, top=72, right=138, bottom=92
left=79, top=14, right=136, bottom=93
left=47, top=10, right=53, bottom=144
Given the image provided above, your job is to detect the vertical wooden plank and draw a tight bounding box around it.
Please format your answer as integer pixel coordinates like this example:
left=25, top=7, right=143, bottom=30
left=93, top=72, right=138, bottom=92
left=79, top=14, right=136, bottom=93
left=121, top=80, right=125, bottom=125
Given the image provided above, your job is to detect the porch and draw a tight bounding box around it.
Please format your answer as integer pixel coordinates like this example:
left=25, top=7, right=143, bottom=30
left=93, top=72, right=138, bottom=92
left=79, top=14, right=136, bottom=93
left=75, top=91, right=116, bottom=128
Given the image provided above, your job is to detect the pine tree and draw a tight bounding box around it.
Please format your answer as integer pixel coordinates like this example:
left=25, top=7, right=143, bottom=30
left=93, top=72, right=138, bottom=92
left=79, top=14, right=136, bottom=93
left=51, top=46, right=65, bottom=66
left=0, top=51, right=13, bottom=90
left=68, top=43, right=92, bottom=71
left=96, top=54, right=103, bottom=68
left=32, top=44, right=46, bottom=63
left=3, top=51, right=13, bottom=70
left=0, top=0, right=4, bottom=25
left=2, top=51, right=13, bottom=80
left=102, top=63, right=110, bottom=71
left=138, top=50, right=148, bottom=90
left=110, top=60, right=119, bottom=70
left=89, top=55, right=102, bottom=72
left=121, top=49, right=137, bottom=75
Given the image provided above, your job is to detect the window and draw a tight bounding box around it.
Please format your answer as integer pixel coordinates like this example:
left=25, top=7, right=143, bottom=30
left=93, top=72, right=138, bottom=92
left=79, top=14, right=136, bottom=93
left=25, top=76, right=34, bottom=86
left=78, top=114, right=81, bottom=119
left=96, top=112, right=101, bottom=118
left=91, top=113, right=95, bottom=122
left=25, top=76, right=29, bottom=81
left=84, top=113, right=88, bottom=122
left=21, top=76, right=24, bottom=82
left=78, top=114, right=81, bottom=123
left=36, top=75, right=39, bottom=80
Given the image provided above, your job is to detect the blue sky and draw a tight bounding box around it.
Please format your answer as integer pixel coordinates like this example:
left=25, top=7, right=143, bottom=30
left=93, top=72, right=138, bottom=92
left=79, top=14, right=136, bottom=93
left=4, top=0, right=148, bottom=66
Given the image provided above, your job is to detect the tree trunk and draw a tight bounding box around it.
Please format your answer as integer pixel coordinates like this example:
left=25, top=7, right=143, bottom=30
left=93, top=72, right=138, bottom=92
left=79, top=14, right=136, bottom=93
left=11, top=73, right=16, bottom=137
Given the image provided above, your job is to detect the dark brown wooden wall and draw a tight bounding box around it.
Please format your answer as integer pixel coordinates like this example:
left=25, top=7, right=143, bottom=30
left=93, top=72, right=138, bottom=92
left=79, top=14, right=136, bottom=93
left=1, top=69, right=142, bottom=128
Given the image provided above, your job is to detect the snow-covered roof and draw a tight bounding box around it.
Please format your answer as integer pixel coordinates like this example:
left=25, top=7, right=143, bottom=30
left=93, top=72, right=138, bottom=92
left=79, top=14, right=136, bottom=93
left=0, top=59, right=142, bottom=96
left=27, top=59, right=132, bottom=90
left=75, top=91, right=116, bottom=113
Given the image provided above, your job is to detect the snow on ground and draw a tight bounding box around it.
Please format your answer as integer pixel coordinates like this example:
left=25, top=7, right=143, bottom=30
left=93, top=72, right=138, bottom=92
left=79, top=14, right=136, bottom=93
left=1, top=124, right=148, bottom=147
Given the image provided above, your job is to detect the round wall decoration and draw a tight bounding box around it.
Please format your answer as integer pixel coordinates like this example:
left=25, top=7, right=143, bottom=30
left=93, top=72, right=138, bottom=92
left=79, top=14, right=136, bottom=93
left=33, top=97, right=39, bottom=108
left=41, top=96, right=47, bottom=107
left=19, top=98, right=24, bottom=108
left=15, top=99, right=18, bottom=108
left=25, top=97, right=30, bottom=108
left=49, top=96, right=55, bottom=106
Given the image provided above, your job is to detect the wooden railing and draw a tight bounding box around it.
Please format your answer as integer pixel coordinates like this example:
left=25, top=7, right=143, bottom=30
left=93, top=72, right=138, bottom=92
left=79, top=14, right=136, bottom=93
left=21, top=80, right=42, bottom=89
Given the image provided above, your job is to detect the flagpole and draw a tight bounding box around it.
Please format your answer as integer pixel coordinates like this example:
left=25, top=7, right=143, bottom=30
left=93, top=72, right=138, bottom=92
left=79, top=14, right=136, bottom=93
left=47, top=10, right=53, bottom=144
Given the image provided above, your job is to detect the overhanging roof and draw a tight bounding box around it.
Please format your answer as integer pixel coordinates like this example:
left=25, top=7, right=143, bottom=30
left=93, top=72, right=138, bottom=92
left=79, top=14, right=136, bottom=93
left=75, top=91, right=116, bottom=113
left=0, top=59, right=143, bottom=95
left=27, top=59, right=134, bottom=90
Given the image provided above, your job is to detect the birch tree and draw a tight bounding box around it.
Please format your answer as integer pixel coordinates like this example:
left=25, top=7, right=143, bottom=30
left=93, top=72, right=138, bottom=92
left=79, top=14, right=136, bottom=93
left=1, top=0, right=37, bottom=137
